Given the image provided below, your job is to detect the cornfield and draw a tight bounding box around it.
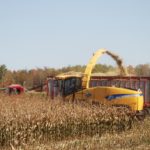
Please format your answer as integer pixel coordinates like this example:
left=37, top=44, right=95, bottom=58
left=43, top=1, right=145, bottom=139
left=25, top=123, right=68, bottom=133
left=0, top=93, right=136, bottom=149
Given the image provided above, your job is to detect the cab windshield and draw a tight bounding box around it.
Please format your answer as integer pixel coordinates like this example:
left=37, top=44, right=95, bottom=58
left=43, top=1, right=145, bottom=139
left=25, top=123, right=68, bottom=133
left=63, top=77, right=82, bottom=96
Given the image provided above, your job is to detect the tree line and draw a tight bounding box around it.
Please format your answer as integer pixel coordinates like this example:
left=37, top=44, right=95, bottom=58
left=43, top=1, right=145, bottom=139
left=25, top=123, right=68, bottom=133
left=0, top=64, right=150, bottom=88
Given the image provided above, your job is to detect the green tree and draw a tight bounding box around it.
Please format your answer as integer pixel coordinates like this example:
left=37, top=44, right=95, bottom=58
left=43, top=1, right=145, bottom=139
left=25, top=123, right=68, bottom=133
left=0, top=64, right=7, bottom=81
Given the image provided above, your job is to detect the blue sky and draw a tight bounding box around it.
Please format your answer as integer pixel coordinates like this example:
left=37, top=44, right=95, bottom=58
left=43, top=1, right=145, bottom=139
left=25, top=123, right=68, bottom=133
left=0, top=0, right=150, bottom=70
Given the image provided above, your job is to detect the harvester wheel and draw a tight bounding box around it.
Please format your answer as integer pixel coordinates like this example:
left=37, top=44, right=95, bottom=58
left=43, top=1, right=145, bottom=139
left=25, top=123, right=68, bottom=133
left=143, top=107, right=150, bottom=116
left=135, top=111, right=145, bottom=121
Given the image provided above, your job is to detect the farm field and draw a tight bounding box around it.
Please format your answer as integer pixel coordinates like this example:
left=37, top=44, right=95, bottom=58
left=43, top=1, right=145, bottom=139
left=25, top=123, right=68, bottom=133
left=0, top=93, right=150, bottom=150
left=0, top=0, right=149, bottom=149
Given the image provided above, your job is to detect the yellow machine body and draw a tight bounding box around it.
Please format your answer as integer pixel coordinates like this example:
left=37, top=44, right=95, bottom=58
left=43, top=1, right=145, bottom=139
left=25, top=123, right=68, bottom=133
left=66, top=86, right=143, bottom=111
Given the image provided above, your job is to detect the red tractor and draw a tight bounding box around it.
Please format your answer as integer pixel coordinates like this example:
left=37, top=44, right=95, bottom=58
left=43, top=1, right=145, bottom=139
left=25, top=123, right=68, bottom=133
left=6, top=84, right=24, bottom=95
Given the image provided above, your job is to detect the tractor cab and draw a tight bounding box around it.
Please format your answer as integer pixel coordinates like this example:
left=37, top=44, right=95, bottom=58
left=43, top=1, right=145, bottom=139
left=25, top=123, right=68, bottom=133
left=47, top=73, right=82, bottom=99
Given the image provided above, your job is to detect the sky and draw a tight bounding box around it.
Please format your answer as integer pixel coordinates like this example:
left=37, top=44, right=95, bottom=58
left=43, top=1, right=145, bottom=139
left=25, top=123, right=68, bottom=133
left=0, top=0, right=150, bottom=70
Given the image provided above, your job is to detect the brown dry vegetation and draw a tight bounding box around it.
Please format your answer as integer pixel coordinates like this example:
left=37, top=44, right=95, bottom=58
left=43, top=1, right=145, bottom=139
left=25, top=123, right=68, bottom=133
left=0, top=93, right=149, bottom=150
left=28, top=118, right=150, bottom=150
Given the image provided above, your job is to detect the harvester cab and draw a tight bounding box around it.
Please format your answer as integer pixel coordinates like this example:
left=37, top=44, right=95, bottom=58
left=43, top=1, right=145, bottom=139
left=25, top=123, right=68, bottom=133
left=47, top=73, right=83, bottom=99
left=47, top=48, right=144, bottom=113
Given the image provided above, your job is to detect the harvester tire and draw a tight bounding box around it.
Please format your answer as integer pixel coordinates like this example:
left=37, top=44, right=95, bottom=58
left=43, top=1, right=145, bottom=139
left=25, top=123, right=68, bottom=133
left=143, top=107, right=150, bottom=116
left=136, top=111, right=145, bottom=121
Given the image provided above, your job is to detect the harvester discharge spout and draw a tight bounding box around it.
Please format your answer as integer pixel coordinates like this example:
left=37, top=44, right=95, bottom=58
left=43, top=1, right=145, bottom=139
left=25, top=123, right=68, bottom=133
left=82, top=48, right=128, bottom=89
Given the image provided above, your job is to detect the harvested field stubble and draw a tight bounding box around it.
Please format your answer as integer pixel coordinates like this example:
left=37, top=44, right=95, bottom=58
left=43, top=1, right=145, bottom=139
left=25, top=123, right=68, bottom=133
left=0, top=93, right=135, bottom=149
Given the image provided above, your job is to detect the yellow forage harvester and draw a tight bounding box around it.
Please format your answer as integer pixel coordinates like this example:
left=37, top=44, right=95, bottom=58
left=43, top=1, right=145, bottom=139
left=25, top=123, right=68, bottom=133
left=47, top=48, right=144, bottom=118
